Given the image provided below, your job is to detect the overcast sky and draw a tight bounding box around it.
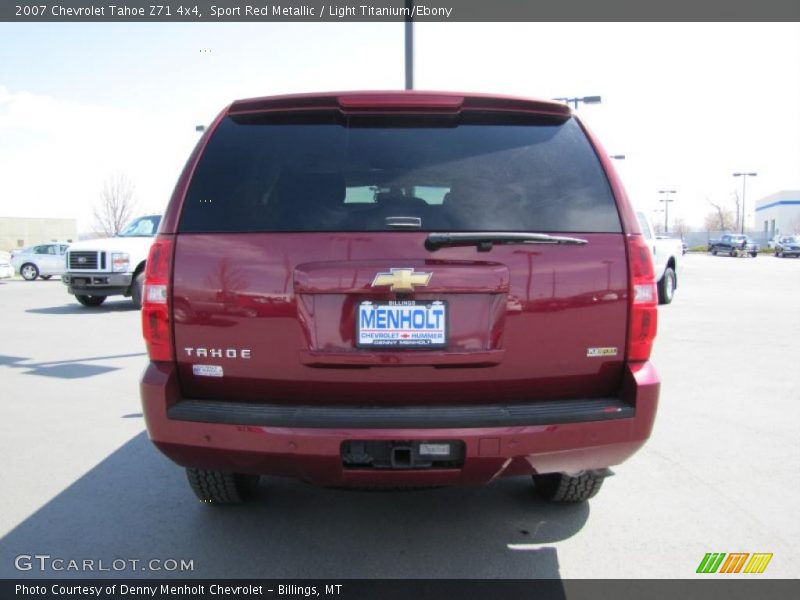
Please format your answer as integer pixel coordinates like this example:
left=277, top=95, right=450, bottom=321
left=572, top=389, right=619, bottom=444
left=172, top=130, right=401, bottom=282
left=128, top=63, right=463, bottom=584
left=1, top=22, right=798, bottom=232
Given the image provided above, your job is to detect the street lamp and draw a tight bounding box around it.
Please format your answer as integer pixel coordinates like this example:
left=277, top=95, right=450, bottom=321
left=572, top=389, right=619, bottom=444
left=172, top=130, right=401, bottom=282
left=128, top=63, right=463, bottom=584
left=553, top=95, right=602, bottom=109
left=404, top=0, right=414, bottom=89
left=195, top=125, right=206, bottom=133
left=733, top=172, right=757, bottom=234
left=609, top=154, right=626, bottom=160
left=658, top=190, right=677, bottom=234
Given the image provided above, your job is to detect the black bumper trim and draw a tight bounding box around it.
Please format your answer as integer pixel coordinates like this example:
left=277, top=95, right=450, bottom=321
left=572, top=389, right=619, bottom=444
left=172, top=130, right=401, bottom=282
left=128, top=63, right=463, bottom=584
left=67, top=286, right=130, bottom=296
left=167, top=397, right=633, bottom=429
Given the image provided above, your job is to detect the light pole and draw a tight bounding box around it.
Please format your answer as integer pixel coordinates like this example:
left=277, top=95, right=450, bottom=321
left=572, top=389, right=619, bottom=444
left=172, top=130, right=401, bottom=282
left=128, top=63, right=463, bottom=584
left=658, top=190, right=676, bottom=234
left=553, top=95, right=602, bottom=110
left=195, top=125, right=206, bottom=133
left=404, top=0, right=413, bottom=90
left=609, top=154, right=626, bottom=160
left=733, top=172, right=757, bottom=234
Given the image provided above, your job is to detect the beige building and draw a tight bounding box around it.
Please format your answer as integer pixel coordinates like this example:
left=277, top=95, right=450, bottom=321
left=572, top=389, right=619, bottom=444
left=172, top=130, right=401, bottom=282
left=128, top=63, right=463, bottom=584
left=0, top=217, right=78, bottom=251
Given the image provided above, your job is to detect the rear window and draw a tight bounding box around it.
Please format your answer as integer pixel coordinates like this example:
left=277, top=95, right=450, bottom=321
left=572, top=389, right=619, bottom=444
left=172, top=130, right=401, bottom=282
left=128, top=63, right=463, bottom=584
left=179, top=114, right=620, bottom=233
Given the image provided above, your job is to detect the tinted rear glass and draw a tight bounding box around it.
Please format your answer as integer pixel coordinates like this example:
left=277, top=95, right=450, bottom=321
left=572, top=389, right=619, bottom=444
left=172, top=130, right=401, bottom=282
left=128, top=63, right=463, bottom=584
left=179, top=114, right=620, bottom=233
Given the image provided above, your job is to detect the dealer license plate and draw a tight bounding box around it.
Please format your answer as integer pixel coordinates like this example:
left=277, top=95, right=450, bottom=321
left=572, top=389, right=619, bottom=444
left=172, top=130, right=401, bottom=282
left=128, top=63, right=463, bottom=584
left=356, top=300, right=447, bottom=348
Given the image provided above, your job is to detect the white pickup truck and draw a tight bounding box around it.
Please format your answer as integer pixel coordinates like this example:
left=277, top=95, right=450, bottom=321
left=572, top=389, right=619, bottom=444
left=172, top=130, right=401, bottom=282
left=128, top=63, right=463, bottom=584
left=635, top=211, right=682, bottom=304
left=62, top=215, right=160, bottom=308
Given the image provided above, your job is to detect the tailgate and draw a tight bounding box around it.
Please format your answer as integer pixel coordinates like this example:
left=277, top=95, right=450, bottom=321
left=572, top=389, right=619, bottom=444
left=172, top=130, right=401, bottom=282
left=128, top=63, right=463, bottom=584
left=169, top=104, right=628, bottom=406
left=172, top=232, right=627, bottom=405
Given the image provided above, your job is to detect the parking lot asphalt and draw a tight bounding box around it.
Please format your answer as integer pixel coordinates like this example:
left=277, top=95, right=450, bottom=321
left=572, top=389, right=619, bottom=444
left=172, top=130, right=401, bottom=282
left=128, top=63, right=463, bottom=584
left=0, top=254, right=798, bottom=579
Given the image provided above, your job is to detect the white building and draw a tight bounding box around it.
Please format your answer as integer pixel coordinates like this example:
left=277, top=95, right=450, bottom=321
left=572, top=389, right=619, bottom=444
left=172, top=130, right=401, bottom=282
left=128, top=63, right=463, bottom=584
left=755, top=190, right=800, bottom=237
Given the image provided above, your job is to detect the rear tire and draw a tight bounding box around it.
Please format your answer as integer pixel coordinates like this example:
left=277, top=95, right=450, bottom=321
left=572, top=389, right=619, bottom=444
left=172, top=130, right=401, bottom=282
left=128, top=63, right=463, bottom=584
left=533, top=471, right=605, bottom=502
left=729, top=248, right=736, bottom=257
left=750, top=252, right=758, bottom=258
left=657, top=267, right=676, bottom=305
left=131, top=272, right=144, bottom=310
left=186, top=468, right=259, bottom=505
left=75, top=294, right=106, bottom=307
left=711, top=249, right=717, bottom=256
left=20, top=263, right=39, bottom=280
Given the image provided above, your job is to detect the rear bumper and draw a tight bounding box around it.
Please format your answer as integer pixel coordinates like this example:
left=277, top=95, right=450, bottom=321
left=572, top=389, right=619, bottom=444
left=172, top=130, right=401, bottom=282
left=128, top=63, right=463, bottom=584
left=140, top=362, right=659, bottom=487
left=63, top=272, right=132, bottom=296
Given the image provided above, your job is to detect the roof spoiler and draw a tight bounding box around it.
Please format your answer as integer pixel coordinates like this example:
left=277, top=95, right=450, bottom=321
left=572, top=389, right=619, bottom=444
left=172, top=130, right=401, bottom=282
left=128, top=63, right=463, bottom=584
left=228, top=91, right=572, bottom=118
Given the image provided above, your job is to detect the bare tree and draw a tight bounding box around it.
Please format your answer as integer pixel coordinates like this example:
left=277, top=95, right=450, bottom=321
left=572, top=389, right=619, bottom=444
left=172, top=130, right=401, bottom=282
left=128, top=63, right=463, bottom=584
left=705, top=198, right=736, bottom=231
left=672, top=217, right=691, bottom=238
left=731, top=190, right=741, bottom=232
left=93, top=174, right=137, bottom=236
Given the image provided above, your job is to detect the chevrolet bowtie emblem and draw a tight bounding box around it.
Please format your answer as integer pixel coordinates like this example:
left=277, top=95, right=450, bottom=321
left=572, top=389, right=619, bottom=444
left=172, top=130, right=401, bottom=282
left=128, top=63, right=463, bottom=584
left=371, top=268, right=432, bottom=292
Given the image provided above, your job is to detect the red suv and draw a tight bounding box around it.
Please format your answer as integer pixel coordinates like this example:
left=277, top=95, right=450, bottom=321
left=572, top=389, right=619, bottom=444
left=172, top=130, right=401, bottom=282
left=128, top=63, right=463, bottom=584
left=140, top=91, right=659, bottom=504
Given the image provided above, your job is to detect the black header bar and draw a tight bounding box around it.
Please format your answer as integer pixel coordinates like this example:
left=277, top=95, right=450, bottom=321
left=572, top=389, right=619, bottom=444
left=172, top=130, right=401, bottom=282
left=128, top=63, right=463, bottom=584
left=4, top=0, right=800, bottom=22
left=4, top=579, right=800, bottom=600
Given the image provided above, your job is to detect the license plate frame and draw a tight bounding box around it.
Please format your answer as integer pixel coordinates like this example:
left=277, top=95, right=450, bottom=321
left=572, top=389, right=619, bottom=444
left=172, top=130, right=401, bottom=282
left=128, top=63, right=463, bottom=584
left=356, top=300, right=448, bottom=349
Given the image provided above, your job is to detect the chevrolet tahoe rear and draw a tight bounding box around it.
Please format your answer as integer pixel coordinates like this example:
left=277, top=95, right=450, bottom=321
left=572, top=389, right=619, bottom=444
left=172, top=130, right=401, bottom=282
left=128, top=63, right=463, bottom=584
left=140, top=91, right=660, bottom=504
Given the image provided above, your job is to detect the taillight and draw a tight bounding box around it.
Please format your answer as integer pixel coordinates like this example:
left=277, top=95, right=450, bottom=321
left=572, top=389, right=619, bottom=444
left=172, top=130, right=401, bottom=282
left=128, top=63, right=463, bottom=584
left=627, top=234, right=658, bottom=362
left=141, top=236, right=173, bottom=362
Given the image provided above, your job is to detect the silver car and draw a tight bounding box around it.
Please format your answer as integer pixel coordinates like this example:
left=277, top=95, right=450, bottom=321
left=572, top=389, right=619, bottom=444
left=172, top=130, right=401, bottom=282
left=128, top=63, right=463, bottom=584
left=0, top=251, right=13, bottom=279
left=10, top=243, right=69, bottom=280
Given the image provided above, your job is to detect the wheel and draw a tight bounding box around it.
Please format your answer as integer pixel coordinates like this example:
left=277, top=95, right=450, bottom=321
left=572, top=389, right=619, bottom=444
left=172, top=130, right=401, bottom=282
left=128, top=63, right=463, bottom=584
left=186, top=468, right=259, bottom=505
left=533, top=471, right=605, bottom=502
left=131, top=272, right=144, bottom=310
left=20, top=263, right=39, bottom=280
left=750, top=252, right=758, bottom=258
left=75, top=294, right=106, bottom=307
left=711, top=250, right=717, bottom=256
left=729, top=248, right=736, bottom=257
left=40, top=275, right=52, bottom=280
left=657, top=267, right=676, bottom=305
left=775, top=250, right=781, bottom=257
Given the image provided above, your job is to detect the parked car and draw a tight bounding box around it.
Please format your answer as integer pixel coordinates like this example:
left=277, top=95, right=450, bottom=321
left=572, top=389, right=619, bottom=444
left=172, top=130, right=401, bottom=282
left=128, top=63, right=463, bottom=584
left=708, top=234, right=759, bottom=257
left=774, top=235, right=800, bottom=258
left=0, top=251, right=14, bottom=279
left=10, top=243, right=69, bottom=280
left=681, top=242, right=688, bottom=255
left=62, top=215, right=161, bottom=308
left=140, top=91, right=660, bottom=505
left=638, top=221, right=682, bottom=304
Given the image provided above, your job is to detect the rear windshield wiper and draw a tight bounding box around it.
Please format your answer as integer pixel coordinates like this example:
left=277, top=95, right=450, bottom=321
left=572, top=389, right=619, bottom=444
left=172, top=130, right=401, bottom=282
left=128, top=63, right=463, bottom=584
left=425, top=232, right=588, bottom=252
